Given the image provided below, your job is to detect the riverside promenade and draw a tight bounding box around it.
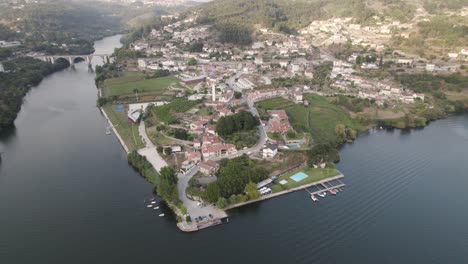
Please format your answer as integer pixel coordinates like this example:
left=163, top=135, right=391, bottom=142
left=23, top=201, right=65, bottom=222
left=137, top=122, right=168, bottom=172
left=100, top=108, right=129, bottom=153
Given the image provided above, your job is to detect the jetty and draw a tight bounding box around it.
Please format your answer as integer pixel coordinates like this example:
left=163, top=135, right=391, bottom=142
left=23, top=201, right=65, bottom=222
left=224, top=173, right=345, bottom=210
left=304, top=178, right=345, bottom=197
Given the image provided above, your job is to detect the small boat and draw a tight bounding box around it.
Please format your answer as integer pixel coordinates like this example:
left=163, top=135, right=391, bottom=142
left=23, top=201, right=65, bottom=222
left=153, top=207, right=158, bottom=210
left=159, top=213, right=165, bottom=217
left=105, top=129, right=111, bottom=135
left=151, top=201, right=157, bottom=204
left=329, top=189, right=338, bottom=195
left=146, top=204, right=153, bottom=208
left=311, top=195, right=319, bottom=202
left=317, top=192, right=326, bottom=198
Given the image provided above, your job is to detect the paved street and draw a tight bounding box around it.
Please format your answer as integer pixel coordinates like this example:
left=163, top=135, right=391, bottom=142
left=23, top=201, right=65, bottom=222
left=137, top=121, right=168, bottom=172
left=177, top=166, right=227, bottom=220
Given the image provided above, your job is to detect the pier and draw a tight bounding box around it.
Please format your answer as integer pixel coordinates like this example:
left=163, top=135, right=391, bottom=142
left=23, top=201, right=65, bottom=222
left=305, top=178, right=345, bottom=197
left=224, top=173, right=345, bottom=210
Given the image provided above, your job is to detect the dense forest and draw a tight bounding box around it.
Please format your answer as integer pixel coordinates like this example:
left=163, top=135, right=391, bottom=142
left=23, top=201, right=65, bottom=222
left=0, top=0, right=190, bottom=55
left=0, top=58, right=68, bottom=131
left=0, top=1, right=124, bottom=55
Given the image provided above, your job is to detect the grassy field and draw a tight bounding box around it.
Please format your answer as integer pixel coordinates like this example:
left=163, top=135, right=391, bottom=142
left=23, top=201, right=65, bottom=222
left=102, top=104, right=144, bottom=151
left=446, top=89, right=468, bottom=101
left=148, top=98, right=200, bottom=124
left=257, top=94, right=363, bottom=144
left=103, top=74, right=182, bottom=97
left=270, top=166, right=340, bottom=193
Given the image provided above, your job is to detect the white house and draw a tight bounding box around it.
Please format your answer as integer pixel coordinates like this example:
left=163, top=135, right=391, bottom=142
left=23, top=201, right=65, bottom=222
left=262, top=144, right=278, bottom=159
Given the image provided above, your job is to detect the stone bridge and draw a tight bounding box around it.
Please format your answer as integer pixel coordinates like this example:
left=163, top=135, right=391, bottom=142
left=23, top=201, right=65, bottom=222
left=35, top=54, right=113, bottom=65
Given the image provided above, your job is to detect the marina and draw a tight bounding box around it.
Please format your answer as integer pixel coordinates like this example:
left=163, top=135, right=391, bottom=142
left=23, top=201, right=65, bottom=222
left=224, top=174, right=345, bottom=210
left=304, top=179, right=346, bottom=202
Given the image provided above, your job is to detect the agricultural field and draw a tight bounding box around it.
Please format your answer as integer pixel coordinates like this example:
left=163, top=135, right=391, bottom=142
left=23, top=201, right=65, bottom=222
left=257, top=94, right=364, bottom=144
left=103, top=73, right=182, bottom=97
left=102, top=104, right=144, bottom=151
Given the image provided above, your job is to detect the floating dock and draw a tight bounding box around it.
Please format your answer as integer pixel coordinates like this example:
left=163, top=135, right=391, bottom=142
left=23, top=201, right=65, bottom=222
left=305, top=178, right=346, bottom=197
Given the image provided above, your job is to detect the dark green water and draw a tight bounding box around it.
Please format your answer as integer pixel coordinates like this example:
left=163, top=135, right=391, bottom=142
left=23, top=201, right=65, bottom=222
left=1, top=35, right=467, bottom=264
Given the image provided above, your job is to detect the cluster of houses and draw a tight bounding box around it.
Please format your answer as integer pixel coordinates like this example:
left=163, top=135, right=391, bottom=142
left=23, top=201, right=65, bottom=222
left=179, top=114, right=237, bottom=174
left=266, top=110, right=292, bottom=134
left=330, top=60, right=424, bottom=105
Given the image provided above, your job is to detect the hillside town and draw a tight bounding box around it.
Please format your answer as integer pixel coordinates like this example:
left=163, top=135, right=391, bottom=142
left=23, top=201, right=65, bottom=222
left=117, top=9, right=468, bottom=182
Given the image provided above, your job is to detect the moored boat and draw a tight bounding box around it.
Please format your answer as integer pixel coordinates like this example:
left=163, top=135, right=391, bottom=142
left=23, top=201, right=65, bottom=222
left=317, top=192, right=326, bottom=198
left=311, top=194, right=319, bottom=202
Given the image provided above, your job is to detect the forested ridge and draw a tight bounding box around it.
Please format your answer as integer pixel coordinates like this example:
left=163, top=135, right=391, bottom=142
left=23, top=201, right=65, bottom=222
left=0, top=58, right=68, bottom=131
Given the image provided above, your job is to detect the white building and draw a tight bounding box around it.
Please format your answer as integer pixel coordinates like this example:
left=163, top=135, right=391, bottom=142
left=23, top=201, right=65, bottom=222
left=263, top=144, right=278, bottom=159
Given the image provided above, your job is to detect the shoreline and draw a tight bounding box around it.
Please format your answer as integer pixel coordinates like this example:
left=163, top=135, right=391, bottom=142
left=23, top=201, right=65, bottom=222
left=99, top=106, right=130, bottom=154
left=224, top=173, right=345, bottom=210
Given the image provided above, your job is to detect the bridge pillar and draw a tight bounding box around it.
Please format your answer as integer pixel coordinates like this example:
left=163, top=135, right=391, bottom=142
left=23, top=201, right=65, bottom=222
left=50, top=57, right=55, bottom=64
left=86, top=56, right=92, bottom=66
left=69, top=56, right=74, bottom=66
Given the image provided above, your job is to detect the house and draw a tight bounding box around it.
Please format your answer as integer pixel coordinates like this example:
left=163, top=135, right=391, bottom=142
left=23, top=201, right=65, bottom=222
left=219, top=91, right=234, bottom=103
left=268, top=110, right=289, bottom=121
left=202, top=143, right=237, bottom=159
left=199, top=160, right=219, bottom=175
left=127, top=110, right=141, bottom=124
left=193, top=139, right=201, bottom=149
left=171, top=146, right=182, bottom=153
left=190, top=120, right=207, bottom=130
left=206, top=125, right=217, bottom=135
left=292, top=92, right=303, bottom=103
left=263, top=143, right=278, bottom=159
left=218, top=108, right=232, bottom=117
left=185, top=151, right=201, bottom=164
left=268, top=120, right=291, bottom=133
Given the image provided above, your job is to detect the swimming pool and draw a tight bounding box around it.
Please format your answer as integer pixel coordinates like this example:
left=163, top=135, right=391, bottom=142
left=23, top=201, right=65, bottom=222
left=290, top=172, right=309, bottom=182
left=287, top=143, right=301, bottom=149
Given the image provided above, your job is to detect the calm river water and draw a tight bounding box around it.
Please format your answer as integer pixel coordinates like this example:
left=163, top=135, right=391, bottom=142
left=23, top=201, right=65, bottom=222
left=0, top=35, right=467, bottom=264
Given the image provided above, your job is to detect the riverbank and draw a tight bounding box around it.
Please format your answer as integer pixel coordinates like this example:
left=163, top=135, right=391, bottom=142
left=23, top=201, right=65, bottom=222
left=225, top=173, right=345, bottom=210
left=99, top=107, right=130, bottom=153
left=0, top=57, right=69, bottom=132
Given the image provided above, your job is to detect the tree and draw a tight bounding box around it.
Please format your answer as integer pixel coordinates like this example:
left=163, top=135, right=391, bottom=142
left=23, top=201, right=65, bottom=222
left=187, top=57, right=197, bottom=66
left=286, top=130, right=296, bottom=139
left=244, top=182, right=260, bottom=200
left=157, top=146, right=163, bottom=153
left=345, top=128, right=357, bottom=140
left=308, top=144, right=340, bottom=165
left=234, top=91, right=242, bottom=99
left=163, top=147, right=172, bottom=155
left=335, top=124, right=346, bottom=141
left=205, top=183, right=221, bottom=203
left=216, top=197, right=227, bottom=209
left=216, top=111, right=259, bottom=136
left=174, top=128, right=188, bottom=140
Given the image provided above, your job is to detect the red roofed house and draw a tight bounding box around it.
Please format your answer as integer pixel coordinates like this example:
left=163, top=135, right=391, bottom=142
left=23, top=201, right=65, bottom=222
left=268, top=120, right=291, bottom=133
left=185, top=151, right=201, bottom=164
left=268, top=110, right=289, bottom=121
left=202, top=143, right=237, bottom=159
left=199, top=160, right=219, bottom=175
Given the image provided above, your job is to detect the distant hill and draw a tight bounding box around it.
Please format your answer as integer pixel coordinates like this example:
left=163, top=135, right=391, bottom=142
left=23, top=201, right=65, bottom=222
left=191, top=0, right=466, bottom=32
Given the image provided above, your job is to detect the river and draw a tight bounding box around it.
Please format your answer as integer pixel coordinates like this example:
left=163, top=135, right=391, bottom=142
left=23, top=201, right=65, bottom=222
left=0, top=35, right=467, bottom=264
